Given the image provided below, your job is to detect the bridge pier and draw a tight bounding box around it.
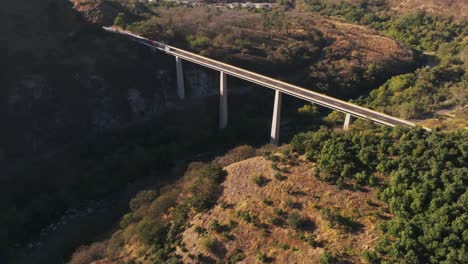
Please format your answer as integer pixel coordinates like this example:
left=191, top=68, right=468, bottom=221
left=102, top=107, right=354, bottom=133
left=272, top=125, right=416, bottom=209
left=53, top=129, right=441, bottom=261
left=175, top=56, right=185, bottom=99
left=343, top=113, right=352, bottom=130
left=270, top=90, right=282, bottom=145
left=219, top=71, right=228, bottom=129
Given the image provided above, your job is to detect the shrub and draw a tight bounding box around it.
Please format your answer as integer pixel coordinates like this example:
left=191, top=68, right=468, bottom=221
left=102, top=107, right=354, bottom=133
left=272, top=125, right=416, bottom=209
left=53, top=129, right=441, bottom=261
left=355, top=171, right=370, bottom=184
left=320, top=251, right=340, bottom=264
left=226, top=249, right=246, bottom=263
left=256, top=251, right=271, bottom=263
left=274, top=208, right=285, bottom=216
left=188, top=164, right=226, bottom=212
left=147, top=189, right=179, bottom=217
left=271, top=162, right=279, bottom=170
left=221, top=231, right=234, bottom=241
left=299, top=233, right=319, bottom=247
left=213, top=145, right=257, bottom=166
left=69, top=241, right=107, bottom=264
left=119, top=213, right=134, bottom=229
left=202, top=164, right=226, bottom=184
left=280, top=243, right=291, bottom=250
left=106, top=231, right=125, bottom=259
left=321, top=208, right=361, bottom=232
left=166, top=202, right=190, bottom=243
left=262, top=198, right=273, bottom=206
left=270, top=216, right=283, bottom=226
left=252, top=174, right=268, bottom=187
left=113, top=12, right=127, bottom=28
left=287, top=211, right=306, bottom=230
left=129, top=190, right=158, bottom=211
left=187, top=34, right=211, bottom=50
left=194, top=226, right=206, bottom=235
left=209, top=220, right=223, bottom=233
left=237, top=210, right=259, bottom=224
left=136, top=219, right=168, bottom=246
left=189, top=191, right=217, bottom=212
left=274, top=172, right=287, bottom=181
left=363, top=250, right=381, bottom=264
left=291, top=134, right=307, bottom=153
left=284, top=198, right=300, bottom=209
left=199, top=237, right=217, bottom=253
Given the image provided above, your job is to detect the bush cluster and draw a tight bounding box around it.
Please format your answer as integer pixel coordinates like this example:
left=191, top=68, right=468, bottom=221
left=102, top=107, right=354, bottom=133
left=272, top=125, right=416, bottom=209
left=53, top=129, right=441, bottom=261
left=292, top=126, right=467, bottom=263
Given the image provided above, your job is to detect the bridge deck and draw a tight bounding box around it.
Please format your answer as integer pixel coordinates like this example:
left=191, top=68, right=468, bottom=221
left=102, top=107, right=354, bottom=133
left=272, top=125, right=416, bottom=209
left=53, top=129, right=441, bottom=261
left=103, top=27, right=417, bottom=128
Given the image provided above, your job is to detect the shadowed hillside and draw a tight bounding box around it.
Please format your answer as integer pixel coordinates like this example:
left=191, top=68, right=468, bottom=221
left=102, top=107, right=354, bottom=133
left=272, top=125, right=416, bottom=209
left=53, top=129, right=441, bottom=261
left=1, top=0, right=176, bottom=259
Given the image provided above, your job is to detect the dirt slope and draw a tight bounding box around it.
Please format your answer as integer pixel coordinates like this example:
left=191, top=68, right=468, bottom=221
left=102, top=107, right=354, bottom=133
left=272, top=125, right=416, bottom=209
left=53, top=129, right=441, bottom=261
left=178, top=156, right=389, bottom=263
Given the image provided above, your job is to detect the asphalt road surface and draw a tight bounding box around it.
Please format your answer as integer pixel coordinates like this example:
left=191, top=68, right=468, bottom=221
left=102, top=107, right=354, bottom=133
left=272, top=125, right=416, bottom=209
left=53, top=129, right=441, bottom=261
left=104, top=27, right=417, bottom=128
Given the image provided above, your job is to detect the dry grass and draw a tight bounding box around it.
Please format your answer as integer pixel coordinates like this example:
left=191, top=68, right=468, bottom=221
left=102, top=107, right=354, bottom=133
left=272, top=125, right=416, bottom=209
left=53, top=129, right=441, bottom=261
left=418, top=106, right=468, bottom=131
left=178, top=155, right=390, bottom=263
left=324, top=0, right=467, bottom=21
left=388, top=0, right=468, bottom=21
left=323, top=18, right=413, bottom=65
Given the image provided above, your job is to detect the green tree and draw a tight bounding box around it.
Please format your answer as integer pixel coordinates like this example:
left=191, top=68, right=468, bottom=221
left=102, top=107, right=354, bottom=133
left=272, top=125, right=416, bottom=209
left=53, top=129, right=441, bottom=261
left=114, top=12, right=127, bottom=28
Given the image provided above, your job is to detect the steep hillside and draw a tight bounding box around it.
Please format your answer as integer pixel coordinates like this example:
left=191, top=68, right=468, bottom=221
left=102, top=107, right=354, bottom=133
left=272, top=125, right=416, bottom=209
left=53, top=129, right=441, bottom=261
left=3, top=0, right=170, bottom=165
left=388, top=0, right=468, bottom=21
left=71, top=0, right=121, bottom=25
left=2, top=0, right=181, bottom=259
left=71, top=126, right=467, bottom=264
left=178, top=156, right=386, bottom=263
left=70, top=145, right=389, bottom=263
left=75, top=4, right=416, bottom=98
left=319, top=0, right=467, bottom=20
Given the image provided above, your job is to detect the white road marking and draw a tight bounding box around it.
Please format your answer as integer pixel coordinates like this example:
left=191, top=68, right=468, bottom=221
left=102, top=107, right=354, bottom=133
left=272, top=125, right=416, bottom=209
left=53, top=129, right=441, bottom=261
left=103, top=27, right=427, bottom=129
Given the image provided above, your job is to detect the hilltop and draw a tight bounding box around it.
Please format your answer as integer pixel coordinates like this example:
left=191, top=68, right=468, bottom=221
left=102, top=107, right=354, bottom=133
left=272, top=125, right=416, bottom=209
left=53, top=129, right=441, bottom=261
left=177, top=156, right=386, bottom=263
left=70, top=144, right=389, bottom=263
left=70, top=126, right=467, bottom=264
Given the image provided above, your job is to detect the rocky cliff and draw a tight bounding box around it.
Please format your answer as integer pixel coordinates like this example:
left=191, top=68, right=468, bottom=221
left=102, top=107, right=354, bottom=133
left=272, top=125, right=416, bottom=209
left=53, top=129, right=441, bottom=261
left=2, top=0, right=220, bottom=171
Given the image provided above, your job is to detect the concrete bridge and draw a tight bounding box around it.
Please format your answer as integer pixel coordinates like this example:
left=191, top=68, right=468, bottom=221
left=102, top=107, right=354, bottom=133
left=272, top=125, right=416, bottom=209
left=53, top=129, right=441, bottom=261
left=103, top=27, right=417, bottom=145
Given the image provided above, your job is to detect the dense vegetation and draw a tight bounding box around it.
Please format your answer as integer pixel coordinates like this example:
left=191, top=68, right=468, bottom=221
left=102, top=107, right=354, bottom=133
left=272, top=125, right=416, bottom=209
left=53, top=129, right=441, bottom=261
left=292, top=126, right=467, bottom=263
left=306, top=0, right=465, bottom=51
left=362, top=39, right=467, bottom=119
left=303, top=0, right=467, bottom=124
left=73, top=124, right=467, bottom=263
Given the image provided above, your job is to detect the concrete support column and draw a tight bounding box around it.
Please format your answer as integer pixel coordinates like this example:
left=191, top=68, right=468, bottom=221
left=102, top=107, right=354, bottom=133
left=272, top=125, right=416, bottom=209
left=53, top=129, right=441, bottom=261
left=219, top=71, right=228, bottom=129
left=270, top=90, right=282, bottom=145
left=175, top=56, right=185, bottom=99
left=343, top=113, right=352, bottom=130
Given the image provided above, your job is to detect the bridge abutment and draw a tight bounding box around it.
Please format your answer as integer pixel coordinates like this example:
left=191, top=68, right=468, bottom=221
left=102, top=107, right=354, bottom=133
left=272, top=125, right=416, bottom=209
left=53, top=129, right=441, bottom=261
left=343, top=113, right=352, bottom=130
left=270, top=90, right=282, bottom=145
left=219, top=71, right=228, bottom=129
left=175, top=56, right=185, bottom=99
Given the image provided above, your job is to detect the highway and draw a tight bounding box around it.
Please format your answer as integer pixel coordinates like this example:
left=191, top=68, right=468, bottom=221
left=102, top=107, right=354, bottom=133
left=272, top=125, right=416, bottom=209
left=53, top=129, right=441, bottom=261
left=103, top=27, right=417, bottom=128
